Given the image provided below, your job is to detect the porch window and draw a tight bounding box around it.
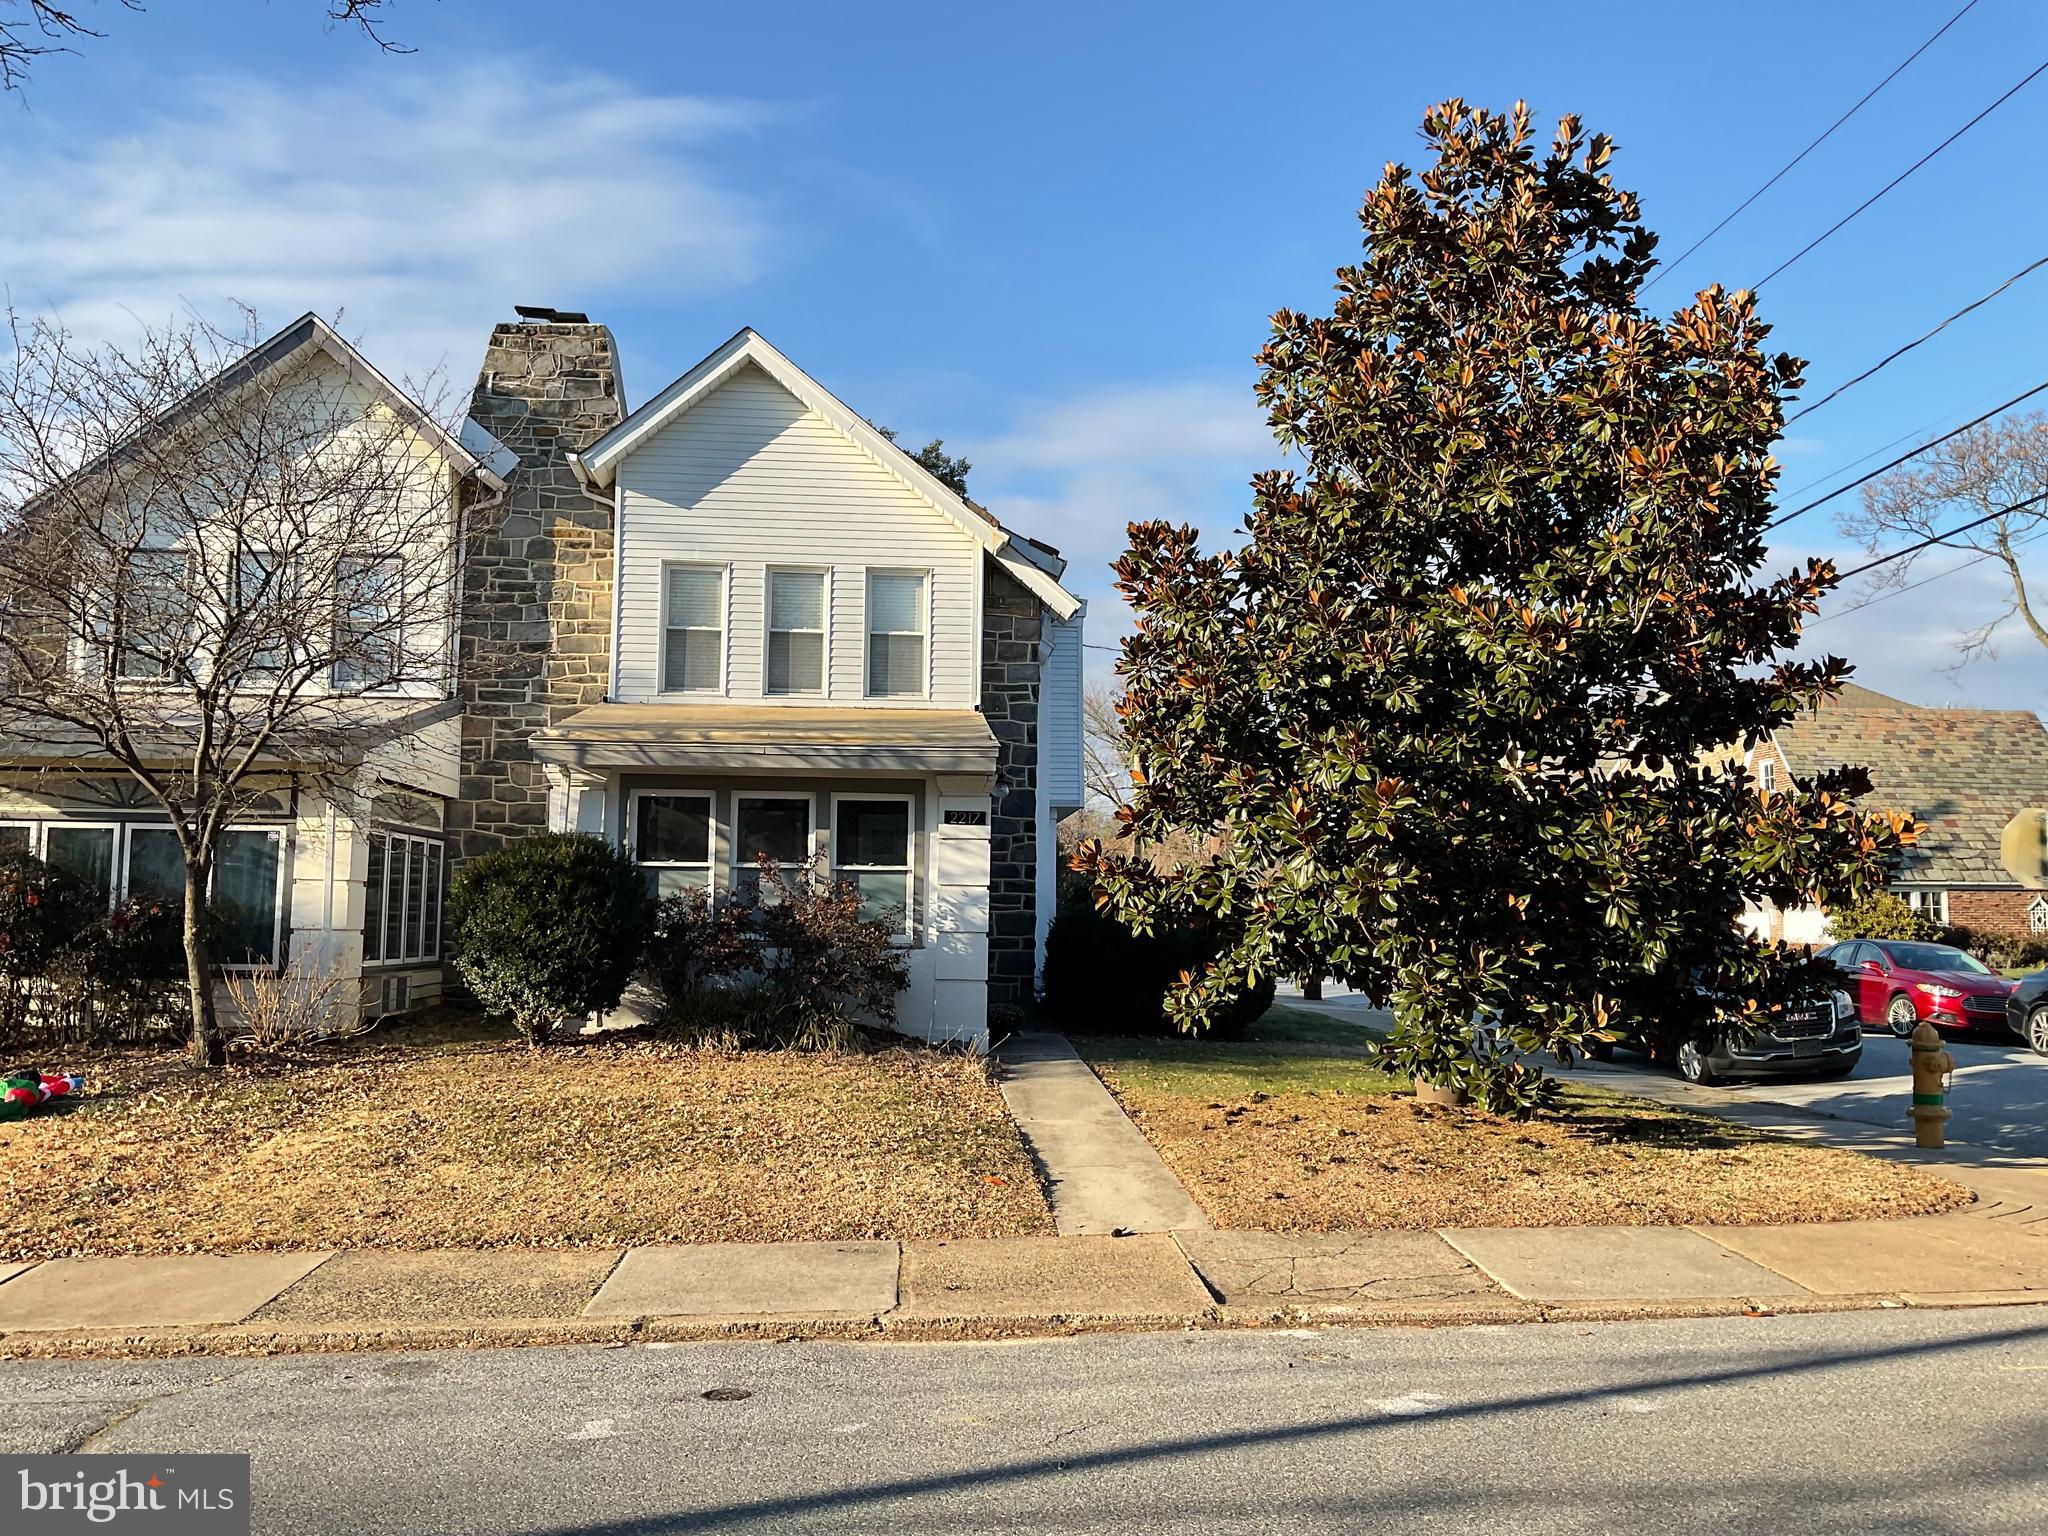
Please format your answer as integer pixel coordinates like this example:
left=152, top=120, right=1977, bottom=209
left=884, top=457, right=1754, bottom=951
left=333, top=554, right=403, bottom=690
left=832, top=796, right=912, bottom=934
left=117, top=547, right=190, bottom=681
left=733, top=794, right=812, bottom=898
left=0, top=824, right=29, bottom=856
left=766, top=569, right=826, bottom=695
left=866, top=571, right=926, bottom=698
left=44, top=824, right=116, bottom=904
left=125, top=825, right=187, bottom=903
left=662, top=564, right=724, bottom=693
left=215, top=829, right=284, bottom=966
left=633, top=793, right=714, bottom=897
left=362, top=830, right=443, bottom=966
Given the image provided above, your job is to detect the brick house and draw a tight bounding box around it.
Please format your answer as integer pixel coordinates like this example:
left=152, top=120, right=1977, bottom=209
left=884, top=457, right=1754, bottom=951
left=1740, top=683, right=2048, bottom=943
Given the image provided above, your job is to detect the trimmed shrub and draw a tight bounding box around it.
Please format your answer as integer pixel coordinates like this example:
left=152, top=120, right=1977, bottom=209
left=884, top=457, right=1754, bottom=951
left=1826, top=890, right=1941, bottom=944
left=1041, top=887, right=1275, bottom=1038
left=640, top=861, right=909, bottom=1051
left=447, top=832, right=652, bottom=1046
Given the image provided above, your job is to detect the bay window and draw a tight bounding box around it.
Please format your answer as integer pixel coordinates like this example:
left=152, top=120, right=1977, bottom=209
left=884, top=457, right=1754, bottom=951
left=865, top=570, right=927, bottom=698
left=766, top=568, right=826, bottom=695
left=362, top=830, right=442, bottom=966
left=832, top=796, right=913, bottom=935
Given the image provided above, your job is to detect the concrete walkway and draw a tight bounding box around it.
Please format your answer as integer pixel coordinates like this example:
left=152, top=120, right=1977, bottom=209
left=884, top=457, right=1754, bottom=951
left=2, top=1207, right=2045, bottom=1356
left=993, top=1031, right=1209, bottom=1236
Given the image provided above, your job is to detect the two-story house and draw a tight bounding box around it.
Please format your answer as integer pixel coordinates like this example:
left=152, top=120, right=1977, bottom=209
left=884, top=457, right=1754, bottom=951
left=0, top=314, right=516, bottom=1013
left=451, top=315, right=1085, bottom=1049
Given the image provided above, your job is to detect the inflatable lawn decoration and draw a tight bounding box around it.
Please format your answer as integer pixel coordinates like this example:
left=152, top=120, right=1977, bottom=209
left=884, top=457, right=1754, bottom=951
left=0, top=1069, right=83, bottom=1122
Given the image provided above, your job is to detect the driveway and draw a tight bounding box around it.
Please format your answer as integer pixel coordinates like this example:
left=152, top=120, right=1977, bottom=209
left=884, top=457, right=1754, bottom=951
left=1276, top=985, right=2048, bottom=1160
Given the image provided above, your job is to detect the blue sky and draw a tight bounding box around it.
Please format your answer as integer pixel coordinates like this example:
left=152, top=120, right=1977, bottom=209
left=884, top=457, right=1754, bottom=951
left=4, top=0, right=2047, bottom=709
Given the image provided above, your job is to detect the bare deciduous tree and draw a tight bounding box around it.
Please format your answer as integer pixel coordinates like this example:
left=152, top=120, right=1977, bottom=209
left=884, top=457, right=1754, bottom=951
left=1844, top=412, right=2048, bottom=666
left=1082, top=682, right=1130, bottom=812
left=1, top=0, right=411, bottom=92
left=0, top=310, right=485, bottom=1064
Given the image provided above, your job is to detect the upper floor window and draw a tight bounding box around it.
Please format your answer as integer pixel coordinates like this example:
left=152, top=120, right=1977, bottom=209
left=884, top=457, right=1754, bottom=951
left=866, top=570, right=927, bottom=699
left=234, top=548, right=294, bottom=676
left=1757, top=757, right=1777, bottom=794
left=116, top=547, right=190, bottom=681
left=662, top=563, right=724, bottom=693
left=767, top=569, right=826, bottom=696
left=332, top=554, right=402, bottom=690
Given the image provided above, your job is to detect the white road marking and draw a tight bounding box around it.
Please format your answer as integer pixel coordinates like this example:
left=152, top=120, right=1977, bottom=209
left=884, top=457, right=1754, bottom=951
left=1371, top=1392, right=1448, bottom=1417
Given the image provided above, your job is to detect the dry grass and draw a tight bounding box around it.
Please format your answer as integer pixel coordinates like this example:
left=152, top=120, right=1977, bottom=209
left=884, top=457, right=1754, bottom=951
left=1079, top=1011, right=1972, bottom=1230
left=0, top=1016, right=1051, bottom=1261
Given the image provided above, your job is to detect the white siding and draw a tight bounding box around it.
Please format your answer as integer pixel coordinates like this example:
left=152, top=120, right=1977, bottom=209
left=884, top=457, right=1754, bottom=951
left=613, top=364, right=981, bottom=706
left=1040, top=607, right=1085, bottom=814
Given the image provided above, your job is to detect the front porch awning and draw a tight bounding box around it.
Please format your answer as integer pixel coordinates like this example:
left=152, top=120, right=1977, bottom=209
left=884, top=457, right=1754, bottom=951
left=531, top=703, right=999, bottom=776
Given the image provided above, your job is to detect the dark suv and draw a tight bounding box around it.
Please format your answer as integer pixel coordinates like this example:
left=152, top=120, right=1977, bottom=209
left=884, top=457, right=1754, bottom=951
left=2011, top=968, right=2048, bottom=1056
left=1598, top=985, right=1861, bottom=1086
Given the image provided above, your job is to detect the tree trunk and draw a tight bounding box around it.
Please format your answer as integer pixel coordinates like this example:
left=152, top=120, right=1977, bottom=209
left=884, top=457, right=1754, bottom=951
left=183, top=866, right=225, bottom=1068
left=1300, top=975, right=1324, bottom=1000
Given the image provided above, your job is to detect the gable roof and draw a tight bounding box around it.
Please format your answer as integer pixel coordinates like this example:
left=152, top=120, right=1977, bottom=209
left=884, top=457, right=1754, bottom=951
left=1771, top=688, right=2048, bottom=886
left=568, top=328, right=1082, bottom=620
left=249, top=314, right=516, bottom=489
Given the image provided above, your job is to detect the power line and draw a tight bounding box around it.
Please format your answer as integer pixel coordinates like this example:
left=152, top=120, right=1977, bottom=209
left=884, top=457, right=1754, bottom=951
left=1768, top=376, right=2048, bottom=530
left=1831, top=488, right=2048, bottom=585
left=1645, top=0, right=1980, bottom=295
left=1810, top=522, right=2048, bottom=627
left=1753, top=55, right=2048, bottom=291
left=1778, top=360, right=2048, bottom=501
left=1784, top=252, right=2048, bottom=425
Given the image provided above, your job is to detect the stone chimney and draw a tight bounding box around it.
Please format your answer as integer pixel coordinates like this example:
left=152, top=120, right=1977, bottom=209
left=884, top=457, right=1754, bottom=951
left=449, top=314, right=624, bottom=860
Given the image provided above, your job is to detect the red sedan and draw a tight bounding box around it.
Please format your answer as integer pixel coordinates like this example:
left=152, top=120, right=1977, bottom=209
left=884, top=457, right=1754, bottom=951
left=1817, top=939, right=2019, bottom=1039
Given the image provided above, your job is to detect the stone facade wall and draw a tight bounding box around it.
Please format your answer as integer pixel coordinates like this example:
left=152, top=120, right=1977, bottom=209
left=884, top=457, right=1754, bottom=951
left=447, top=321, right=623, bottom=861
left=1946, top=887, right=2036, bottom=941
left=982, top=564, right=1043, bottom=1008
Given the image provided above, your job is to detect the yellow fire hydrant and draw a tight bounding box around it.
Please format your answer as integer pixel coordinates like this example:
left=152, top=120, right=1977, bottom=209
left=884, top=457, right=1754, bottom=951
left=1908, top=1020, right=1954, bottom=1149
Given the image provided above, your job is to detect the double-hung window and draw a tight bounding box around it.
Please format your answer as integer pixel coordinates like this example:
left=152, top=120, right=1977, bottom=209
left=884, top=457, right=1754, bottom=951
left=766, top=569, right=826, bottom=696
left=117, top=546, right=190, bottom=681
left=632, top=792, right=714, bottom=897
left=663, top=564, right=724, bottom=693
left=733, top=794, right=812, bottom=899
left=866, top=570, right=927, bottom=698
left=832, top=796, right=913, bottom=936
left=333, top=554, right=403, bottom=689
left=235, top=548, right=294, bottom=677
left=362, top=830, right=443, bottom=966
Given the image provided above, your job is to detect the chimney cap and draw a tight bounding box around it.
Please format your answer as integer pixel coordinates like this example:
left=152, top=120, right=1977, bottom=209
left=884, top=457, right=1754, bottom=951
left=514, top=305, right=591, bottom=324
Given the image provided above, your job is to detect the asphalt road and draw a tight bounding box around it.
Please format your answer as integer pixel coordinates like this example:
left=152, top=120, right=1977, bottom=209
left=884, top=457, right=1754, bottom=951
left=3, top=1310, right=2046, bottom=1533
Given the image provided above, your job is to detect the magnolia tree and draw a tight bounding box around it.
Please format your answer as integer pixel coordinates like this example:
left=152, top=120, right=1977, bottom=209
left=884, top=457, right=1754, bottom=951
left=1076, top=101, right=1918, bottom=1114
left=0, top=312, right=474, bottom=1065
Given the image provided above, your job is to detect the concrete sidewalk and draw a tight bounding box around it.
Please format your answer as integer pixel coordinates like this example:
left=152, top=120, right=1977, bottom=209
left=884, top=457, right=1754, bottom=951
left=2, top=1205, right=2044, bottom=1356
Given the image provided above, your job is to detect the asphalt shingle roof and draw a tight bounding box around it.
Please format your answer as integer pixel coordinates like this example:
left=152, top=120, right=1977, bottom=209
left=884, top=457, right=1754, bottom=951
left=1774, top=685, right=2048, bottom=886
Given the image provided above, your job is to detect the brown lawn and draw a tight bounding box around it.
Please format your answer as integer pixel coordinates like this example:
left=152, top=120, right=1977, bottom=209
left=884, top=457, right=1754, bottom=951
left=0, top=1017, right=1051, bottom=1261
left=1077, top=1007, right=1972, bottom=1230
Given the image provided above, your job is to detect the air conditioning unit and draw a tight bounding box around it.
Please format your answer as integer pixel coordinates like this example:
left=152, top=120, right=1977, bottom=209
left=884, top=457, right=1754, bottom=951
left=380, top=975, right=412, bottom=1015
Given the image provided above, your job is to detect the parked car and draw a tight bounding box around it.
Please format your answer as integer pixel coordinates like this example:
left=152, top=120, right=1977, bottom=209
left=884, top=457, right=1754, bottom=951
left=1816, top=939, right=2020, bottom=1039
left=1598, top=984, right=1861, bottom=1086
left=2010, top=967, right=2048, bottom=1056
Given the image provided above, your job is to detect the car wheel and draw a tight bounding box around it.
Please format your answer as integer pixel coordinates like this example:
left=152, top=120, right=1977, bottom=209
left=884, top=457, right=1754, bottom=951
left=2028, top=1004, right=2048, bottom=1058
left=1886, top=994, right=1919, bottom=1038
left=1676, top=1040, right=1722, bottom=1087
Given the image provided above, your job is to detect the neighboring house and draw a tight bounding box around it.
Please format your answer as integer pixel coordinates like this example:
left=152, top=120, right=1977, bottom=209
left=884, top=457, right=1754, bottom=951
left=0, top=315, right=517, bottom=1013
left=451, top=315, right=1085, bottom=1049
left=1739, top=683, right=2048, bottom=944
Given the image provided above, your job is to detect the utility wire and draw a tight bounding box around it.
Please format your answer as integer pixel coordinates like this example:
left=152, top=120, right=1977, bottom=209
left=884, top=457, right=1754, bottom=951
left=1753, top=55, right=2048, bottom=291
left=1779, top=360, right=2048, bottom=501
left=1830, top=488, right=2048, bottom=585
left=1784, top=252, right=2048, bottom=424
left=1810, top=521, right=2048, bottom=627
left=1645, top=0, right=1981, bottom=295
left=1767, top=376, right=2048, bottom=530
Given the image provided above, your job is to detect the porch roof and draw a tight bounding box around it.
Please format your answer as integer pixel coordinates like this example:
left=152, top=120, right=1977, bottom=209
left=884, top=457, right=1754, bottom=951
left=531, top=703, right=999, bottom=776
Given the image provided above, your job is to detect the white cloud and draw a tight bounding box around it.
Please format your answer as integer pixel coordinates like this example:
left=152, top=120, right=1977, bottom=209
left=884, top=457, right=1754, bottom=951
left=974, top=379, right=1272, bottom=472
left=0, top=58, right=773, bottom=380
